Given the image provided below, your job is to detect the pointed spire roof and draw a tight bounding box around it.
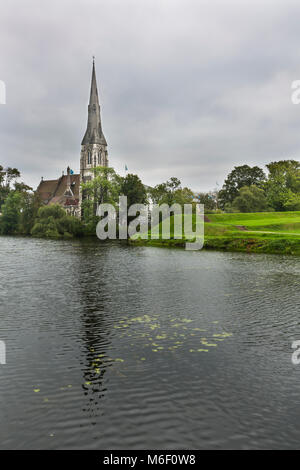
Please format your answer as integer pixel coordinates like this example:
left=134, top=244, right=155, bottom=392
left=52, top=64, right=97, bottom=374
left=81, top=58, right=107, bottom=146
left=89, top=58, right=99, bottom=106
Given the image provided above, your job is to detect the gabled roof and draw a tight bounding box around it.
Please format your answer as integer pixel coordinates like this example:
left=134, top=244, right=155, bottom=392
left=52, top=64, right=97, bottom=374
left=36, top=174, right=80, bottom=207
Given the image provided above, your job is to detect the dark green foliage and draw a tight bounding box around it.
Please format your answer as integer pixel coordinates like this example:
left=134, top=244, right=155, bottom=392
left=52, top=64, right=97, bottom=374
left=120, top=174, right=147, bottom=207
left=149, top=177, right=194, bottom=206
left=219, top=165, right=266, bottom=208
left=0, top=165, right=21, bottom=209
left=81, top=166, right=122, bottom=233
left=19, top=192, right=43, bottom=235
left=196, top=192, right=217, bottom=211
left=31, top=204, right=84, bottom=239
left=229, top=185, right=271, bottom=213
left=265, top=160, right=300, bottom=211
left=0, top=191, right=23, bottom=234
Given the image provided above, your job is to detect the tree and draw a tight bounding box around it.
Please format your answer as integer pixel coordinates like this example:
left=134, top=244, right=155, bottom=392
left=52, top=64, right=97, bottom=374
left=0, top=167, right=42, bottom=235
left=81, top=166, right=122, bottom=233
left=149, top=177, right=194, bottom=206
left=0, top=191, right=23, bottom=234
left=266, top=160, right=300, bottom=177
left=0, top=165, right=23, bottom=209
left=0, top=165, right=10, bottom=209
left=120, top=174, right=147, bottom=208
left=265, top=160, right=300, bottom=211
left=230, top=185, right=271, bottom=213
left=14, top=182, right=32, bottom=193
left=219, top=165, right=266, bottom=208
left=19, top=192, right=43, bottom=235
left=284, top=192, right=300, bottom=211
left=31, top=204, right=84, bottom=239
left=120, top=173, right=148, bottom=228
left=196, top=192, right=217, bottom=211
left=5, top=167, right=21, bottom=186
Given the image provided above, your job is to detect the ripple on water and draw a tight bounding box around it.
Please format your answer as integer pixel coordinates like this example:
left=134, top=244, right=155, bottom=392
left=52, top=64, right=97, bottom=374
left=0, top=237, right=300, bottom=449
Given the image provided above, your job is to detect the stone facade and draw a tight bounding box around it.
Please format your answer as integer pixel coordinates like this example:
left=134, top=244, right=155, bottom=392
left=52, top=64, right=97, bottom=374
left=79, top=59, right=108, bottom=214
left=37, top=60, right=108, bottom=218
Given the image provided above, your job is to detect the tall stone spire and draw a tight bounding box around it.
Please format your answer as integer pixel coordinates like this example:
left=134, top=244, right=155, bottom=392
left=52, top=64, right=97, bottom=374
left=81, top=58, right=107, bottom=146
left=80, top=59, right=109, bottom=194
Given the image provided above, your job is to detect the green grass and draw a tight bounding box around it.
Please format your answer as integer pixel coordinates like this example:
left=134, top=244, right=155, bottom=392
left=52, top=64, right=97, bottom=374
left=130, top=211, right=300, bottom=255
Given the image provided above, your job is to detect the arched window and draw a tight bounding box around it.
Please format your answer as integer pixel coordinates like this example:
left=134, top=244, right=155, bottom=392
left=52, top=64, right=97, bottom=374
left=98, top=151, right=101, bottom=164
left=88, top=151, right=91, bottom=165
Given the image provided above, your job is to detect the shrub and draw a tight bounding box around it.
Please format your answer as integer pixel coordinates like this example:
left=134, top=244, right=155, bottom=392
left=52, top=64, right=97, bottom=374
left=31, top=204, right=84, bottom=239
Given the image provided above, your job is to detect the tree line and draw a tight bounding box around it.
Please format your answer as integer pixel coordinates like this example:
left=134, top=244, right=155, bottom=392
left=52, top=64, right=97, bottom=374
left=0, top=166, right=194, bottom=238
left=1, top=159, right=299, bottom=238
left=198, top=160, right=300, bottom=213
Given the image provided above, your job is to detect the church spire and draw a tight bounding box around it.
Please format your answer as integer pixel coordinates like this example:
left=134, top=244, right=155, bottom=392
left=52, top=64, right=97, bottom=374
left=89, top=57, right=98, bottom=106
left=81, top=58, right=107, bottom=145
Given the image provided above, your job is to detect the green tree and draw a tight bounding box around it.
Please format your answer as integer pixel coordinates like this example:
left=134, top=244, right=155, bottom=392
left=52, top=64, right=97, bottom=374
left=31, top=204, right=84, bottom=239
left=283, top=192, right=300, bottom=211
left=196, top=192, right=217, bottom=211
left=0, top=191, right=23, bottom=234
left=219, top=165, right=266, bottom=208
left=0, top=165, right=25, bottom=209
left=81, top=166, right=122, bottom=233
left=5, top=167, right=21, bottom=186
left=230, top=185, right=271, bottom=213
left=150, top=177, right=193, bottom=206
left=19, top=192, right=43, bottom=235
left=120, top=174, right=147, bottom=207
left=265, top=160, right=300, bottom=211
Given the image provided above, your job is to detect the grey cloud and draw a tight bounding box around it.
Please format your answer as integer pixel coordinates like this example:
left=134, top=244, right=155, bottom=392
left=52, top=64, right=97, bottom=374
left=1, top=0, right=300, bottom=192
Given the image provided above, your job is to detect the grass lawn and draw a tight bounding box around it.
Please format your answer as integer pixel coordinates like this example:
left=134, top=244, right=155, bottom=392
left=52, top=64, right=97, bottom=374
left=130, top=211, right=300, bottom=255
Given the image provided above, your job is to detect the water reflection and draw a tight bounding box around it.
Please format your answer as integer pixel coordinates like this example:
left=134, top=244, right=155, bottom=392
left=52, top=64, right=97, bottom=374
left=77, top=242, right=112, bottom=419
left=0, top=237, right=300, bottom=449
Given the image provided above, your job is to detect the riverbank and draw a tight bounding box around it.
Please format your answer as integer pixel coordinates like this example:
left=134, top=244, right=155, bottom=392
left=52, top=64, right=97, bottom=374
left=130, top=211, right=300, bottom=255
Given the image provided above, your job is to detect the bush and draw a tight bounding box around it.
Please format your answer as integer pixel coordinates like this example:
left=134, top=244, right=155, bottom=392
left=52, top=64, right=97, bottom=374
left=31, top=204, right=84, bottom=239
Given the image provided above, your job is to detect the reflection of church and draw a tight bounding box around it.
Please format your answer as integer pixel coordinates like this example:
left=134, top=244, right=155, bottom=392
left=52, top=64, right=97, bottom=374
left=36, top=59, right=108, bottom=217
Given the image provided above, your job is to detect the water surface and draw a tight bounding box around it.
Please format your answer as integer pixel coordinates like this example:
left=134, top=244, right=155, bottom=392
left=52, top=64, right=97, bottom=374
left=0, top=236, right=300, bottom=449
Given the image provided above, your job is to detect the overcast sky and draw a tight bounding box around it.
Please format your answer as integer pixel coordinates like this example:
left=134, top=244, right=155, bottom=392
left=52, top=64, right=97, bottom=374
left=1, top=0, right=300, bottom=191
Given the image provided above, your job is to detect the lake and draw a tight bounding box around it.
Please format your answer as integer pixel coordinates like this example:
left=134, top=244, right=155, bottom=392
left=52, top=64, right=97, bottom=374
left=0, top=236, right=300, bottom=449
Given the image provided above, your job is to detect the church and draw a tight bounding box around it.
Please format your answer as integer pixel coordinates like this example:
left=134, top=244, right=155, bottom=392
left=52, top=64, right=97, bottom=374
left=36, top=59, right=108, bottom=217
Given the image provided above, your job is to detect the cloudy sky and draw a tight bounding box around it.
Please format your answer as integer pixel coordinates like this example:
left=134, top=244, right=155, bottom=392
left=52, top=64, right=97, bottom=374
left=1, top=0, right=300, bottom=191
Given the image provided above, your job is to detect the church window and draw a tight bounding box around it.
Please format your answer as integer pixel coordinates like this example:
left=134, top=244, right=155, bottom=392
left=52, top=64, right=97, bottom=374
left=88, top=151, right=91, bottom=164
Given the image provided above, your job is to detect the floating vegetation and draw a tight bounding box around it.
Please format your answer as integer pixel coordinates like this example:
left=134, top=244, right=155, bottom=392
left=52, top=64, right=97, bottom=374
left=33, top=316, right=233, bottom=402
left=201, top=341, right=217, bottom=347
left=213, top=332, right=233, bottom=338
left=111, top=313, right=233, bottom=357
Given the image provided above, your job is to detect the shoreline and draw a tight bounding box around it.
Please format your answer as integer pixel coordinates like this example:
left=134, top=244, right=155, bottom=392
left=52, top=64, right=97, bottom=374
left=1, top=232, right=300, bottom=256
left=129, top=235, right=300, bottom=255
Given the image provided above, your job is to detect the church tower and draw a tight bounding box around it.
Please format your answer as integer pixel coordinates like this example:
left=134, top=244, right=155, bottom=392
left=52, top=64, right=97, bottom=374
left=80, top=59, right=108, bottom=185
